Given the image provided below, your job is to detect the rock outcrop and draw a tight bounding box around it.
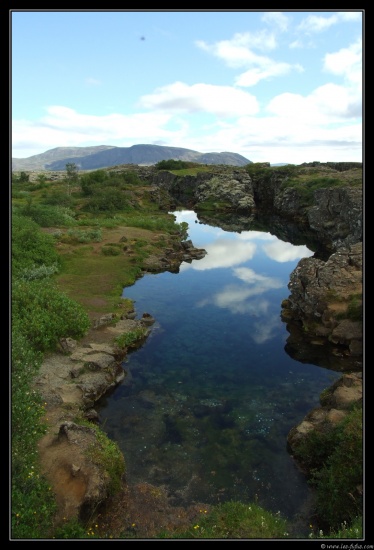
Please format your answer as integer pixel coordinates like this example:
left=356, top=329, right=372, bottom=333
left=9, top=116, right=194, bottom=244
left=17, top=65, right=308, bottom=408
left=33, top=314, right=154, bottom=521
left=287, top=371, right=363, bottom=471
left=281, top=242, right=363, bottom=364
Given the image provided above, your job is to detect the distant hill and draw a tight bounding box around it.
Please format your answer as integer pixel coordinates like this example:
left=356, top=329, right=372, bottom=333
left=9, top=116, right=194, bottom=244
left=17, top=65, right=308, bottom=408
left=12, top=144, right=252, bottom=171
left=12, top=145, right=116, bottom=171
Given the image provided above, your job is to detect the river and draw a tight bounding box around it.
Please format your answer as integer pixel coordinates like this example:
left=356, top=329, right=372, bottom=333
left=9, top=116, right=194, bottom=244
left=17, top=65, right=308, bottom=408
left=96, top=210, right=341, bottom=531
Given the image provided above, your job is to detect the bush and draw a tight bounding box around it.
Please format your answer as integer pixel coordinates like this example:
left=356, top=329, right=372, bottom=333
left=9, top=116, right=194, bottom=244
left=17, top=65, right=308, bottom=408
left=66, top=228, right=103, bottom=243
left=12, top=214, right=61, bottom=277
left=155, top=159, right=190, bottom=171
left=19, top=204, right=77, bottom=227
left=80, top=170, right=108, bottom=195
left=101, top=245, right=121, bottom=256
left=42, top=190, right=75, bottom=207
left=12, top=279, right=91, bottom=351
left=83, top=188, right=130, bottom=212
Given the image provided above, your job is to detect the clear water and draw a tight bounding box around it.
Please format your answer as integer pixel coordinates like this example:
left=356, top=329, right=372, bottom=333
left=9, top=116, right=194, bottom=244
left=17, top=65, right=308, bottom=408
left=97, top=210, right=341, bottom=526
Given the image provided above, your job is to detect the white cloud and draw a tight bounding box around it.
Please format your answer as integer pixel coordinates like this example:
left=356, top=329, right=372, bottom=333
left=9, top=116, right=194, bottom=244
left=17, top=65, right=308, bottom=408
left=233, top=267, right=283, bottom=289
left=196, top=33, right=302, bottom=88
left=196, top=31, right=278, bottom=65
left=235, top=61, right=303, bottom=87
left=267, top=79, right=361, bottom=121
left=191, top=239, right=257, bottom=270
left=12, top=106, right=185, bottom=158
left=261, top=12, right=290, bottom=32
left=323, top=38, right=362, bottom=87
left=297, top=12, right=362, bottom=34
left=262, top=241, right=313, bottom=263
left=138, top=81, right=259, bottom=117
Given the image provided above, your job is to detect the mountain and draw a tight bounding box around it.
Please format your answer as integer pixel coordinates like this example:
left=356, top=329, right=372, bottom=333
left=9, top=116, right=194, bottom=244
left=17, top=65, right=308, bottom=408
left=12, top=145, right=116, bottom=171
left=12, top=144, right=252, bottom=171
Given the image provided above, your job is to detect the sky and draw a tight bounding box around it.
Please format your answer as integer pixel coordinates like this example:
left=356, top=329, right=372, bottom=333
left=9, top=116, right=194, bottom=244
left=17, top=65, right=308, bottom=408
left=11, top=10, right=363, bottom=165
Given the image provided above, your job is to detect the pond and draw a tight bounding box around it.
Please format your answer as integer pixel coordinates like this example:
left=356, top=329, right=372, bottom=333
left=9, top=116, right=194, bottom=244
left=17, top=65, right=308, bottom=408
left=97, top=210, right=341, bottom=531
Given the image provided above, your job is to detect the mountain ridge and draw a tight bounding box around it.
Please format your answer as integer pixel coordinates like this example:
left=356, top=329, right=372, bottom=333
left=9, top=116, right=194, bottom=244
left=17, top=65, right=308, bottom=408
left=12, top=144, right=252, bottom=171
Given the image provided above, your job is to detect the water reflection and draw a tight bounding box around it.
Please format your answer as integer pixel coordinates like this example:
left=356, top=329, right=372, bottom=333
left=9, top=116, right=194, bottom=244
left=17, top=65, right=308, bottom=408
left=184, top=238, right=257, bottom=270
left=97, top=210, right=340, bottom=532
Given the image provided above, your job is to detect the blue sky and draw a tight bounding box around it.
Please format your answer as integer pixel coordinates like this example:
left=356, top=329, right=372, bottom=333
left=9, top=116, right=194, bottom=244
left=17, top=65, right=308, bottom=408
left=11, top=10, right=363, bottom=165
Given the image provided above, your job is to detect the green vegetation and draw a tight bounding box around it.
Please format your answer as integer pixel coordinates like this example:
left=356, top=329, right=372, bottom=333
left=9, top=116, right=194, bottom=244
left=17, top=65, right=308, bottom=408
left=115, top=327, right=149, bottom=350
left=80, top=420, right=125, bottom=495
left=345, top=293, right=363, bottom=322
left=11, top=163, right=363, bottom=539
left=158, top=502, right=290, bottom=539
left=290, top=403, right=363, bottom=532
left=155, top=159, right=192, bottom=170
left=11, top=330, right=58, bottom=539
left=309, top=516, right=363, bottom=539
left=244, top=162, right=362, bottom=208
left=11, top=167, right=191, bottom=539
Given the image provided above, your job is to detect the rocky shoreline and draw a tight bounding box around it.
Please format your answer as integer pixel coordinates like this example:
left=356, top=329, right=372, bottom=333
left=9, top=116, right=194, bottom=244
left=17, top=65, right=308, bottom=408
left=32, top=242, right=208, bottom=525
left=29, top=162, right=362, bottom=531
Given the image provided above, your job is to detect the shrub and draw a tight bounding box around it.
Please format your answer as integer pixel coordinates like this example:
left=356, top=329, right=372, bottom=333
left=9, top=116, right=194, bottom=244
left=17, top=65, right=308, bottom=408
left=18, top=262, right=59, bottom=281
left=80, top=170, right=108, bottom=195
left=42, top=190, right=75, bottom=207
left=19, top=204, right=77, bottom=227
left=66, top=228, right=103, bottom=243
left=12, top=279, right=91, bottom=351
left=83, top=188, right=130, bottom=212
left=12, top=214, right=61, bottom=277
left=101, top=245, right=121, bottom=256
left=155, top=159, right=190, bottom=170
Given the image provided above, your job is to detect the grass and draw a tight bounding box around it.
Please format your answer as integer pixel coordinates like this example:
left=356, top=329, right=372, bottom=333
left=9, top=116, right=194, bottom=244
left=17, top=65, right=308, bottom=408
left=158, top=501, right=290, bottom=539
left=54, top=224, right=177, bottom=316
left=80, top=419, right=125, bottom=495
left=114, top=327, right=149, bottom=350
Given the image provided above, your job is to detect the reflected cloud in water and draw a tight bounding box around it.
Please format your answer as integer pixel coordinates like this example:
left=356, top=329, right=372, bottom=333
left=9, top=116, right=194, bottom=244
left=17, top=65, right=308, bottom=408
left=176, top=211, right=312, bottom=344
left=263, top=240, right=313, bottom=263
left=233, top=267, right=283, bottom=290
left=197, top=286, right=270, bottom=314
left=252, top=314, right=281, bottom=344
left=237, top=231, right=274, bottom=241
left=183, top=239, right=257, bottom=271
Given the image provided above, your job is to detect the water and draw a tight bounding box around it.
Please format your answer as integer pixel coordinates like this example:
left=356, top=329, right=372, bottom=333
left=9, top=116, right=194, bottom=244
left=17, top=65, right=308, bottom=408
left=97, top=210, right=341, bottom=526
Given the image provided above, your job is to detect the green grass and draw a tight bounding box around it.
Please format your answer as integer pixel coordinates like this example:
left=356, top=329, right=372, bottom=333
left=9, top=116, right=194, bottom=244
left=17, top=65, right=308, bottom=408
left=114, top=327, right=149, bottom=349
left=158, top=501, right=290, bottom=539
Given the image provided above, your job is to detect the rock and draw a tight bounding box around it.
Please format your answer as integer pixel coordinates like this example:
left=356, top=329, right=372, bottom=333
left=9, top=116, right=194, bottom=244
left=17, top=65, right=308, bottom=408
left=287, top=372, right=362, bottom=458
left=281, top=242, right=362, bottom=360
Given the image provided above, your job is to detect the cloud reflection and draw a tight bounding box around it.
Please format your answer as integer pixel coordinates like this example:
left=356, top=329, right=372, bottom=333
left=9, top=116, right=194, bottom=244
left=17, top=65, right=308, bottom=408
left=196, top=267, right=284, bottom=343
left=252, top=314, right=281, bottom=344
left=197, top=286, right=270, bottom=314
left=237, top=230, right=275, bottom=241
left=189, top=239, right=257, bottom=270
left=263, top=240, right=313, bottom=262
left=233, top=267, right=283, bottom=289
